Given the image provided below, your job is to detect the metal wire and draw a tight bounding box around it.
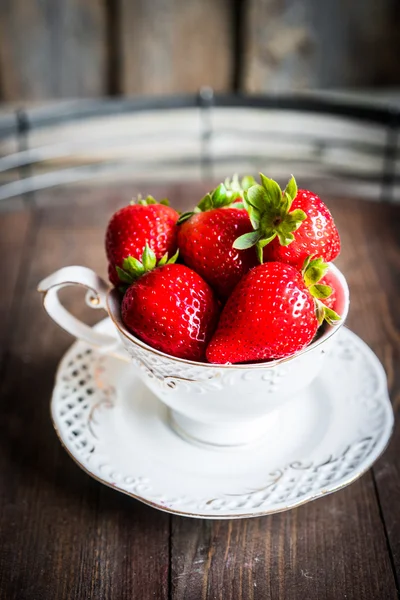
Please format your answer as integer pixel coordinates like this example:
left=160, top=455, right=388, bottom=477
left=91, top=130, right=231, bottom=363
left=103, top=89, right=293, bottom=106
left=0, top=92, right=399, bottom=204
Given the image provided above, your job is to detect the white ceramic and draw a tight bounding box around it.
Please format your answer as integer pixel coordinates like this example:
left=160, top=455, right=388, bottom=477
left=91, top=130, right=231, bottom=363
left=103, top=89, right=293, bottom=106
left=39, top=264, right=349, bottom=446
left=50, top=320, right=393, bottom=519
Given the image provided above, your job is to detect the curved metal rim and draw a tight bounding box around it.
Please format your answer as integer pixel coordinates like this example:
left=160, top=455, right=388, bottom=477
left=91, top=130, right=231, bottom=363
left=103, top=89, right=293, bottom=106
left=4, top=92, right=400, bottom=133
left=1, top=92, right=398, bottom=204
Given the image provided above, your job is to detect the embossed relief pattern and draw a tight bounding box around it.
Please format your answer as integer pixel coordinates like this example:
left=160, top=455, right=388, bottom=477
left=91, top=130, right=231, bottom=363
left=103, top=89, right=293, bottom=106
left=123, top=338, right=290, bottom=394
left=52, top=330, right=391, bottom=515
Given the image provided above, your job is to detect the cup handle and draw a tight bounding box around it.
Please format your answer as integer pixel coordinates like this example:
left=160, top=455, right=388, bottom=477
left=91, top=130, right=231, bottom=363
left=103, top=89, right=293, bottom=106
left=38, top=265, right=125, bottom=357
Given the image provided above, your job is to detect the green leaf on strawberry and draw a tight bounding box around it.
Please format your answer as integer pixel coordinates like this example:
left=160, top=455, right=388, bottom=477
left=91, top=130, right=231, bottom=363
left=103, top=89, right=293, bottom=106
left=234, top=173, right=307, bottom=262
left=284, top=175, right=297, bottom=202
left=302, top=256, right=329, bottom=287
left=142, top=244, right=157, bottom=271
left=196, top=182, right=233, bottom=213
left=323, top=306, right=341, bottom=326
left=166, top=248, right=179, bottom=264
left=233, top=230, right=262, bottom=250
left=301, top=255, right=341, bottom=325
left=308, top=284, right=332, bottom=299
left=177, top=174, right=256, bottom=225
left=130, top=194, right=170, bottom=207
left=157, top=252, right=169, bottom=267
left=117, top=244, right=179, bottom=285
left=244, top=184, right=266, bottom=212
left=116, top=266, right=136, bottom=284
left=259, top=174, right=282, bottom=209
left=177, top=211, right=195, bottom=223
left=240, top=175, right=257, bottom=191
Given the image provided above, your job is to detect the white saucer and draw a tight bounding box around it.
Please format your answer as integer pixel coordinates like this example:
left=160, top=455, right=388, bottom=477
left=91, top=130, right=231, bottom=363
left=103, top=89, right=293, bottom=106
left=51, top=319, right=393, bottom=519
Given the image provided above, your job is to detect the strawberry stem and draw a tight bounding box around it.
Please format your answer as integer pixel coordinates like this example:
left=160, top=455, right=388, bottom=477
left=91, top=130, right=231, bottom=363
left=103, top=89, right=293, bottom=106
left=116, top=244, right=179, bottom=285
left=233, top=173, right=306, bottom=263
left=130, top=194, right=169, bottom=207
left=177, top=174, right=256, bottom=225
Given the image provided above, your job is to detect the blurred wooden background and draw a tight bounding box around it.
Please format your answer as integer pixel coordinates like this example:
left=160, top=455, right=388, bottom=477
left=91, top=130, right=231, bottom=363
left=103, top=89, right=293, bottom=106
left=0, top=0, right=400, bottom=102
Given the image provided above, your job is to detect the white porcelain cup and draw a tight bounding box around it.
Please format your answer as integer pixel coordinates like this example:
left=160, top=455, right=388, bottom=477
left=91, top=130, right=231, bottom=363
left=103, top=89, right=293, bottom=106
left=38, top=264, right=349, bottom=447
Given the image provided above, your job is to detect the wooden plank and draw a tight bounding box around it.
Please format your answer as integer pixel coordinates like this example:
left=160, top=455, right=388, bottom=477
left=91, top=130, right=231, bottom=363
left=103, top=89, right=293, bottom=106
left=0, top=0, right=107, bottom=101
left=120, top=0, right=233, bottom=94
left=319, top=197, right=400, bottom=586
left=243, top=0, right=400, bottom=92
left=344, top=199, right=400, bottom=587
left=0, top=196, right=170, bottom=599
left=0, top=209, right=32, bottom=361
left=171, top=479, right=397, bottom=599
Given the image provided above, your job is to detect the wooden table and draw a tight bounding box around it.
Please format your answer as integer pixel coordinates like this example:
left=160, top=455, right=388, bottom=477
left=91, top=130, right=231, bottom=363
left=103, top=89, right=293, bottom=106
left=0, top=184, right=399, bottom=600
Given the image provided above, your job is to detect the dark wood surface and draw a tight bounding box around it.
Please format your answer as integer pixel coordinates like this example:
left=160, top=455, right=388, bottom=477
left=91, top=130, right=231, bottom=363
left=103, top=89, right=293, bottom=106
left=0, top=185, right=399, bottom=600
left=243, top=0, right=400, bottom=92
left=1, top=0, right=400, bottom=101
left=0, top=0, right=107, bottom=100
left=119, top=0, right=233, bottom=95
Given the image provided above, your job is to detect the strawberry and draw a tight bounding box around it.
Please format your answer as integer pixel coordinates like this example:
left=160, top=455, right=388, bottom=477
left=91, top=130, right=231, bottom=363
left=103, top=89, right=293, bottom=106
left=108, top=263, right=121, bottom=288
left=178, top=208, right=257, bottom=301
left=106, top=195, right=179, bottom=286
left=206, top=257, right=340, bottom=364
left=120, top=246, right=220, bottom=361
left=233, top=174, right=340, bottom=268
left=178, top=177, right=258, bottom=300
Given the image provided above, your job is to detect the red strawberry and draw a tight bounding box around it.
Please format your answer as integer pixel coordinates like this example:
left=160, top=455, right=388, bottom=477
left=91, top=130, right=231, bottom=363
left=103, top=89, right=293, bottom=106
left=178, top=178, right=258, bottom=300
left=108, top=263, right=122, bottom=288
left=206, top=257, right=340, bottom=364
left=234, top=174, right=340, bottom=268
left=106, top=195, right=179, bottom=286
left=120, top=246, right=219, bottom=361
left=178, top=208, right=257, bottom=300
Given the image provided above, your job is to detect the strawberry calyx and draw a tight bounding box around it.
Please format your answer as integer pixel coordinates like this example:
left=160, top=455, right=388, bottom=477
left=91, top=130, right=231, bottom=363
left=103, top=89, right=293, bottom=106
left=177, top=174, right=256, bottom=224
left=233, top=174, right=307, bottom=263
left=301, top=256, right=341, bottom=325
left=130, top=194, right=170, bottom=207
left=116, top=244, right=179, bottom=285
left=222, top=173, right=256, bottom=208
